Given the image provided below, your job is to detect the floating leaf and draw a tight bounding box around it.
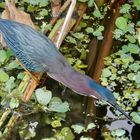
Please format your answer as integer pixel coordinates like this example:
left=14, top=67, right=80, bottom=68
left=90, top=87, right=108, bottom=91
left=5, top=76, right=15, bottom=93
left=93, top=30, right=102, bottom=36
left=71, top=124, right=85, bottom=134
left=48, top=97, right=69, bottom=113
left=120, top=4, right=131, bottom=13
left=9, top=98, right=19, bottom=109
left=79, top=21, right=87, bottom=28
left=98, top=26, right=104, bottom=31
left=93, top=9, right=102, bottom=18
left=66, top=36, right=77, bottom=44
left=128, top=43, right=140, bottom=54
left=115, top=17, right=127, bottom=30
left=35, top=87, right=52, bottom=105
left=134, top=73, right=140, bottom=84
left=88, top=0, right=94, bottom=7
left=39, top=9, right=48, bottom=17
left=0, top=70, right=9, bottom=82
left=80, top=136, right=93, bottom=140
left=51, top=120, right=61, bottom=128
left=85, top=27, right=94, bottom=33
left=131, top=112, right=140, bottom=124
left=7, top=60, right=20, bottom=70
left=102, top=68, right=112, bottom=78
left=87, top=123, right=96, bottom=130
left=60, top=127, right=75, bottom=140
left=125, top=35, right=136, bottom=43
left=17, top=72, right=25, bottom=80
left=111, top=129, right=126, bottom=137
left=0, top=50, right=7, bottom=63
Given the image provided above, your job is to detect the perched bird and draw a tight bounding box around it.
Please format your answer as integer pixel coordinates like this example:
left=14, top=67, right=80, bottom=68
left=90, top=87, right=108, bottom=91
left=0, top=19, right=131, bottom=120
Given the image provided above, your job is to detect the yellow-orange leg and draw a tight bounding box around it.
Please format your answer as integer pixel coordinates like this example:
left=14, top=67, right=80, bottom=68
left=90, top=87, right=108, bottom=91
left=16, top=59, right=41, bottom=102
left=22, top=73, right=42, bottom=102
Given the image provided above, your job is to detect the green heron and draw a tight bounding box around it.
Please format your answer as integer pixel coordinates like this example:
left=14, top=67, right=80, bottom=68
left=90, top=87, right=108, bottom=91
left=0, top=19, right=131, bottom=120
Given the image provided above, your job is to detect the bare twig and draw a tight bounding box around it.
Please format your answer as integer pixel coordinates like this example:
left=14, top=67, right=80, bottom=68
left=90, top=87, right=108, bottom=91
left=56, top=0, right=76, bottom=48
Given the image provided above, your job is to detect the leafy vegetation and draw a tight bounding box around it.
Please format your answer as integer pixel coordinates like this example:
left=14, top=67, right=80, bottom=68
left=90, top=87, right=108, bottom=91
left=0, top=0, right=140, bottom=139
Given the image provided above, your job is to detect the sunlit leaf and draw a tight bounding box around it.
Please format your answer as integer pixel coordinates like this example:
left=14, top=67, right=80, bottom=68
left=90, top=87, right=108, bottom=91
left=9, top=98, right=19, bottom=109
left=102, top=68, right=111, bottom=78
left=80, top=136, right=93, bottom=140
left=120, top=4, right=131, bottom=13
left=0, top=50, right=7, bottom=63
left=71, top=124, right=85, bottom=134
left=60, top=127, right=75, bottom=140
left=35, top=87, right=52, bottom=105
left=51, top=120, right=61, bottom=128
left=0, top=70, right=9, bottom=82
left=111, top=129, right=126, bottom=137
left=125, top=35, right=136, bottom=43
left=48, top=97, right=69, bottom=113
left=131, top=112, right=140, bottom=124
left=5, top=76, right=15, bottom=93
left=86, top=123, right=96, bottom=130
left=115, top=17, right=127, bottom=30
left=85, top=27, right=94, bottom=33
left=7, top=60, right=20, bottom=70
left=93, top=9, right=102, bottom=18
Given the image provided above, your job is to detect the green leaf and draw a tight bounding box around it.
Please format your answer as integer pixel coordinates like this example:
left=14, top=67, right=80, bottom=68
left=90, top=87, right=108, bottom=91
left=131, top=112, right=140, bottom=124
left=125, top=35, right=136, bottom=43
left=88, top=0, right=94, bottom=7
left=27, top=5, right=35, bottom=12
left=134, top=73, right=140, bottom=84
left=51, top=120, right=61, bottom=128
left=133, top=0, right=140, bottom=10
left=93, top=30, right=102, bottom=36
left=98, top=26, right=104, bottom=31
left=80, top=136, right=93, bottom=140
left=66, top=36, right=77, bottom=44
left=5, top=76, right=15, bottom=93
left=39, top=0, right=49, bottom=7
left=60, top=127, right=75, bottom=140
left=85, top=27, right=94, bottom=33
left=127, top=73, right=135, bottom=80
left=17, top=72, right=25, bottom=80
left=129, top=63, right=139, bottom=72
left=128, top=43, right=140, bottom=54
left=0, top=50, right=7, bottom=63
left=120, top=4, right=131, bottom=13
left=0, top=2, right=5, bottom=8
left=97, top=36, right=103, bottom=40
left=114, top=29, right=124, bottom=39
left=71, top=124, right=85, bottom=134
left=72, top=32, right=85, bottom=40
left=48, top=97, right=69, bottom=113
left=39, top=9, right=48, bottom=17
left=111, top=129, right=126, bottom=137
left=9, top=98, right=19, bottom=109
left=7, top=60, right=20, bottom=70
left=35, top=87, right=52, bottom=105
left=86, top=123, right=96, bottom=130
left=102, top=68, right=111, bottom=78
left=79, top=21, right=87, bottom=28
left=115, top=17, right=127, bottom=30
left=0, top=70, right=9, bottom=82
left=93, top=9, right=102, bottom=18
left=137, top=21, right=140, bottom=27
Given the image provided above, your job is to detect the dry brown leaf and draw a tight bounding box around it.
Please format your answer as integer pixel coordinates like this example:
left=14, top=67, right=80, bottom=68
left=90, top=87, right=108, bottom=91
left=1, top=1, right=35, bottom=28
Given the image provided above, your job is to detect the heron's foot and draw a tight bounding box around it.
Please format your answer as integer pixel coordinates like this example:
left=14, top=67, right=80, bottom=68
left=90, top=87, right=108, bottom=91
left=24, top=71, right=40, bottom=84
